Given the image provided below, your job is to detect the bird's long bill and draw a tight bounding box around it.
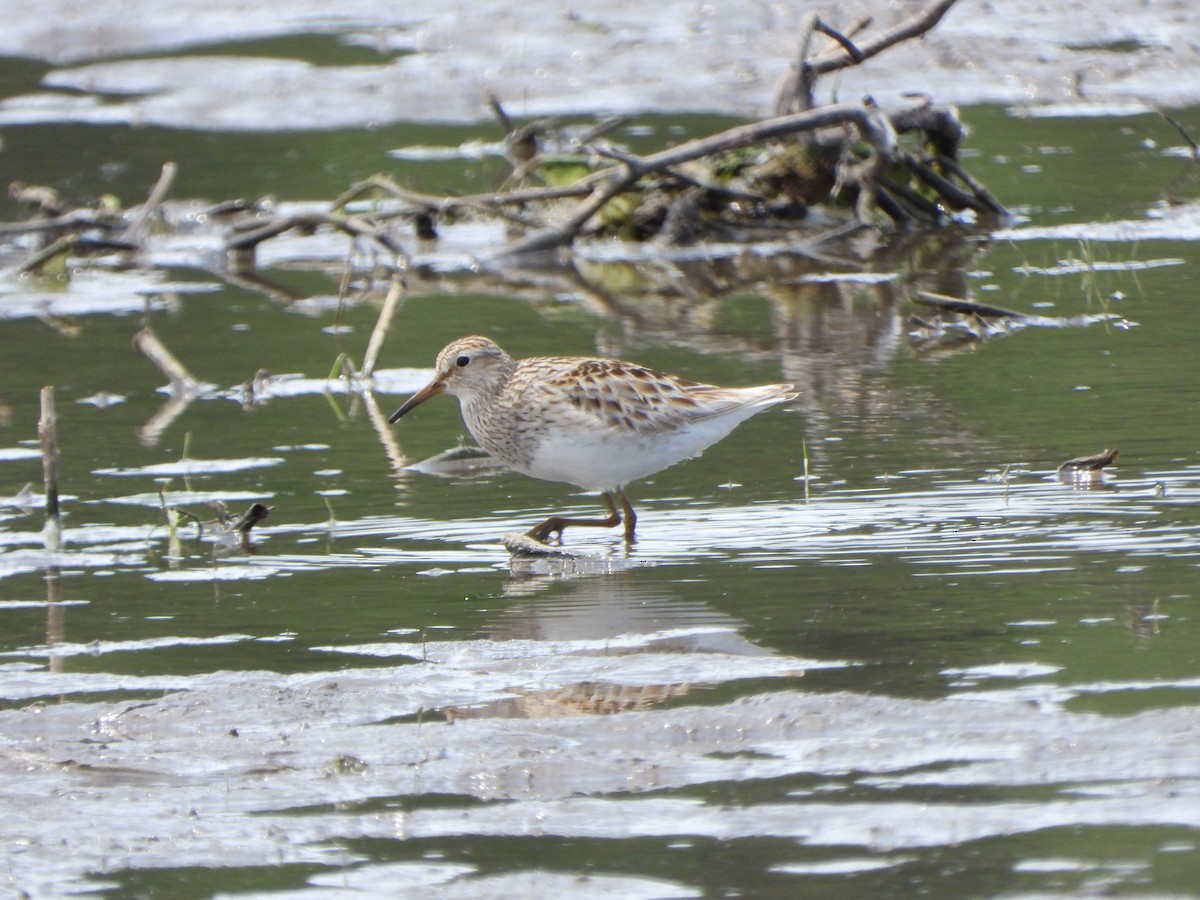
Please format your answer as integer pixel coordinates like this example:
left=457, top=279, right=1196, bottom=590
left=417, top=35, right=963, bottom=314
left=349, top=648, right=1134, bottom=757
left=387, top=379, right=444, bottom=424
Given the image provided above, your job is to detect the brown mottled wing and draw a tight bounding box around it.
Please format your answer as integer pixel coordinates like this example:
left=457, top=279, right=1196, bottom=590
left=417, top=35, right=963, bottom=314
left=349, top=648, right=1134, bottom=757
left=533, top=358, right=787, bottom=435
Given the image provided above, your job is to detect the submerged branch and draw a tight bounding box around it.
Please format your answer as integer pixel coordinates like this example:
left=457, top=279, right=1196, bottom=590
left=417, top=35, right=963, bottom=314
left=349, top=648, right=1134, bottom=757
left=225, top=210, right=409, bottom=263
left=900, top=151, right=992, bottom=214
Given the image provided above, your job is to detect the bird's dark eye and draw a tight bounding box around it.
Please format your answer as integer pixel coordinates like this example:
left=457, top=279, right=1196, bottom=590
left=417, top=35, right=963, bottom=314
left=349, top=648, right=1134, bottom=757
left=455, top=355, right=471, bottom=368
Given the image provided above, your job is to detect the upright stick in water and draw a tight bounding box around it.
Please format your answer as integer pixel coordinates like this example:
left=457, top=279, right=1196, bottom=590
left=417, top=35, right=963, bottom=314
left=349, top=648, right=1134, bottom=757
left=38, top=385, right=61, bottom=550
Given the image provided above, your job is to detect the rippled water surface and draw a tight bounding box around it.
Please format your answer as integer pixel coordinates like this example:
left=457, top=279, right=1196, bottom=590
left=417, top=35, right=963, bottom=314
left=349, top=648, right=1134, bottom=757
left=3, top=19, right=1200, bottom=899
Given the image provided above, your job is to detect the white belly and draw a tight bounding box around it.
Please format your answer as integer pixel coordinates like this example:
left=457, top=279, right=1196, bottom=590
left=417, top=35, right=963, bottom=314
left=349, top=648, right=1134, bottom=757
left=522, top=419, right=747, bottom=491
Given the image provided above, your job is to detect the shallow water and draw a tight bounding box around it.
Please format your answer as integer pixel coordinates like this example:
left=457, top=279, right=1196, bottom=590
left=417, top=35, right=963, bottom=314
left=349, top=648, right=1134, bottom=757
left=3, top=20, right=1200, bottom=900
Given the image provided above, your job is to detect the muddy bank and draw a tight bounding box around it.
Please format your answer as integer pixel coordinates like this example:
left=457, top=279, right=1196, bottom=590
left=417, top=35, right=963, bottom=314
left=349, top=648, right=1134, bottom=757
left=2, top=0, right=1198, bottom=129
left=5, top=647, right=1199, bottom=895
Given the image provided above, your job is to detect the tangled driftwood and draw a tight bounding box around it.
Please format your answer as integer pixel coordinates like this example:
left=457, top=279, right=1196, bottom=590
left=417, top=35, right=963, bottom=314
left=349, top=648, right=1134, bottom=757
left=317, top=0, right=1007, bottom=262
left=1, top=0, right=1006, bottom=274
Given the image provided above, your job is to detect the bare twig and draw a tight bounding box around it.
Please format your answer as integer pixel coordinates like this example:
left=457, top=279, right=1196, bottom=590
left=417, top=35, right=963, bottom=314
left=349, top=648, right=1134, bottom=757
left=487, top=92, right=517, bottom=135
left=890, top=102, right=965, bottom=158
left=17, top=234, right=78, bottom=276
left=122, top=162, right=177, bottom=242
left=0, top=209, right=124, bottom=238
left=612, top=104, right=895, bottom=183
left=809, top=0, right=961, bottom=75
left=915, top=291, right=1028, bottom=319
left=360, top=267, right=408, bottom=379
left=500, top=166, right=643, bottom=256
left=776, top=14, right=872, bottom=114
left=1161, top=113, right=1199, bottom=161
left=333, top=174, right=551, bottom=229
left=774, top=12, right=822, bottom=116
left=776, top=2, right=955, bottom=114
left=133, top=326, right=200, bottom=392
left=593, top=146, right=747, bottom=199
left=163, top=491, right=206, bottom=539
left=572, top=114, right=634, bottom=148
left=814, top=19, right=866, bottom=63
left=225, top=210, right=408, bottom=261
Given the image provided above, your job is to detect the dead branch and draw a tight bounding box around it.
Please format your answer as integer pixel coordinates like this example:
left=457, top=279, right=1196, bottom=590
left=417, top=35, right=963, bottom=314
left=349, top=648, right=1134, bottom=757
left=503, top=167, right=643, bottom=256
left=572, top=114, right=634, bottom=148
left=360, top=267, right=407, bottom=379
left=649, top=103, right=896, bottom=169
left=915, top=291, right=1028, bottom=319
left=0, top=209, right=125, bottom=239
left=775, top=1, right=957, bottom=115
left=224, top=210, right=408, bottom=263
left=333, top=175, right=594, bottom=212
left=815, top=19, right=867, bottom=63
left=809, top=0, right=961, bottom=75
left=1161, top=113, right=1200, bottom=161
left=332, top=174, right=551, bottom=229
left=890, top=101, right=965, bottom=158
left=875, top=175, right=941, bottom=221
left=776, top=13, right=871, bottom=115
left=900, top=151, right=991, bottom=214
left=500, top=101, right=899, bottom=256
left=122, top=161, right=177, bottom=242
left=17, top=234, right=78, bottom=276
left=3, top=164, right=176, bottom=267
left=934, top=156, right=1009, bottom=216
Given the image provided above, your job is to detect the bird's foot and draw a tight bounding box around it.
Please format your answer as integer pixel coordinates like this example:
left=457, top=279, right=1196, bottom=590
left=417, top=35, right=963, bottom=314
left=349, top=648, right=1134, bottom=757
left=504, top=531, right=580, bottom=558
left=525, top=518, right=567, bottom=545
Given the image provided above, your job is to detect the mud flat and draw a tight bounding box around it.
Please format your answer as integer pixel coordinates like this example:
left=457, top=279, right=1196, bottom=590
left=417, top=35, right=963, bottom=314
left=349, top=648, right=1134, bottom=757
left=4, top=641, right=1200, bottom=895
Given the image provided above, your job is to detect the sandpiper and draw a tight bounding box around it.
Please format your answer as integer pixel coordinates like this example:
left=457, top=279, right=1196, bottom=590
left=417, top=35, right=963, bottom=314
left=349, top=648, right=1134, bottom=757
left=389, top=336, right=796, bottom=542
